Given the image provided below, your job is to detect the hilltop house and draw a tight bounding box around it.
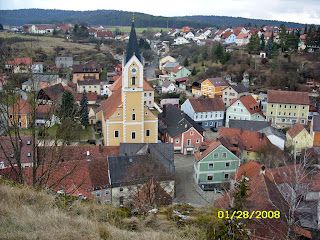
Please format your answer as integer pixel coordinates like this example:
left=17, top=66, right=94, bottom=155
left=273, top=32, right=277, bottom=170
left=5, top=57, right=33, bottom=73
left=72, top=61, right=102, bottom=83
left=181, top=98, right=225, bottom=130
left=225, top=95, right=265, bottom=127
left=286, top=124, right=313, bottom=156
left=194, top=140, right=240, bottom=190
left=161, top=80, right=177, bottom=94
left=55, top=56, right=73, bottom=68
left=173, top=37, right=190, bottom=45
left=159, top=105, right=204, bottom=155
left=159, top=56, right=176, bottom=70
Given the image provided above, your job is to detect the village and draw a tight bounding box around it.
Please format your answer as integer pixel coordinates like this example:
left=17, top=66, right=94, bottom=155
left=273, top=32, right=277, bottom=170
left=1, top=11, right=320, bottom=239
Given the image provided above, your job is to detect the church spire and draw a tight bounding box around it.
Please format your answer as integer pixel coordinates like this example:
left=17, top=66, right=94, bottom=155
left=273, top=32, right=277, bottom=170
left=125, top=17, right=142, bottom=64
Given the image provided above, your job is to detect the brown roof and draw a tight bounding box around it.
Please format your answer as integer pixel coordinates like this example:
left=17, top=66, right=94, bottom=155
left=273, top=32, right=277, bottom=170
left=77, top=79, right=101, bottom=85
left=235, top=161, right=262, bottom=180
left=10, top=99, right=31, bottom=115
left=218, top=127, right=270, bottom=152
left=195, top=140, right=222, bottom=161
left=7, top=57, right=32, bottom=66
left=267, top=90, right=309, bottom=105
left=73, top=61, right=101, bottom=73
left=143, top=79, right=154, bottom=91
left=188, top=97, right=225, bottom=112
left=287, top=124, right=305, bottom=138
left=75, top=92, right=98, bottom=102
left=97, top=90, right=122, bottom=119
left=206, top=77, right=228, bottom=87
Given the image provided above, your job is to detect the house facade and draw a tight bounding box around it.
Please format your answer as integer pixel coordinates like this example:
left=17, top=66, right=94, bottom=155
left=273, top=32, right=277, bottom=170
left=225, top=95, right=265, bottom=127
left=201, top=77, right=229, bottom=98
left=181, top=98, right=225, bottom=129
left=310, top=115, right=320, bottom=147
left=286, top=124, right=313, bottom=155
left=222, top=83, right=248, bottom=107
left=266, top=90, right=309, bottom=128
left=159, top=105, right=204, bottom=155
left=96, top=21, right=158, bottom=146
left=194, top=140, right=240, bottom=189
left=55, top=56, right=73, bottom=68
left=77, top=79, right=101, bottom=95
left=161, top=80, right=177, bottom=93
left=72, top=61, right=101, bottom=83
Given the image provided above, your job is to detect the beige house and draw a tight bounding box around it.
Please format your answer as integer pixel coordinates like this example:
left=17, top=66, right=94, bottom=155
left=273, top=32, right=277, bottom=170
left=285, top=124, right=313, bottom=155
left=159, top=56, right=176, bottom=70
left=77, top=79, right=101, bottom=95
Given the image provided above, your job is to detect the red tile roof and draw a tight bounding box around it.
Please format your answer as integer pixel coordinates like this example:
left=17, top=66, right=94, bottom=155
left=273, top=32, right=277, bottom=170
left=287, top=124, right=305, bottom=138
left=218, top=127, right=270, bottom=152
left=195, top=140, right=222, bottom=161
left=7, top=57, right=33, bottom=66
left=75, top=92, right=98, bottom=102
left=235, top=161, right=262, bottom=180
left=239, top=95, right=263, bottom=115
left=97, top=90, right=122, bottom=119
left=268, top=90, right=309, bottom=105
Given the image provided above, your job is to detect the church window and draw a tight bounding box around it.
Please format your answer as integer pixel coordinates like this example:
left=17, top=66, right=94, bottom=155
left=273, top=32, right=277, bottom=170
left=114, top=131, right=119, bottom=138
left=146, top=129, right=150, bottom=136
left=131, top=77, right=136, bottom=85
left=131, top=132, right=136, bottom=139
left=132, top=114, right=136, bottom=120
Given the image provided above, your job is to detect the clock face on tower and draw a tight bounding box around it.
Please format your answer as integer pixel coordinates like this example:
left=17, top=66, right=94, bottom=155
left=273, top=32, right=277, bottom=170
left=131, top=68, right=137, bottom=75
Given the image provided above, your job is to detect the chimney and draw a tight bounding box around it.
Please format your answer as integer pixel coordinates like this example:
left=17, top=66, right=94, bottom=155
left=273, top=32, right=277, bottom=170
left=260, top=165, right=266, bottom=175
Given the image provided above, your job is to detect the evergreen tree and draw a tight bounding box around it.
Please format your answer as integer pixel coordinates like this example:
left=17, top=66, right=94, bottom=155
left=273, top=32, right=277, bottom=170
left=260, top=34, right=265, bottom=50
left=191, top=66, right=197, bottom=76
left=304, top=24, right=308, bottom=34
left=80, top=91, right=89, bottom=128
left=0, top=24, right=4, bottom=31
left=59, top=91, right=77, bottom=121
left=183, top=57, right=189, bottom=67
left=247, top=33, right=260, bottom=54
left=214, top=43, right=224, bottom=61
left=232, top=177, right=250, bottom=211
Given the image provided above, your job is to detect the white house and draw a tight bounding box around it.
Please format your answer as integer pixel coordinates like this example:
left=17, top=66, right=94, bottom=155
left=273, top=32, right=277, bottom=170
left=225, top=95, right=265, bottom=127
left=184, top=32, right=195, bottom=40
left=173, top=37, right=190, bottom=45
left=162, top=80, right=177, bottom=93
left=222, top=83, right=249, bottom=107
left=181, top=98, right=225, bottom=130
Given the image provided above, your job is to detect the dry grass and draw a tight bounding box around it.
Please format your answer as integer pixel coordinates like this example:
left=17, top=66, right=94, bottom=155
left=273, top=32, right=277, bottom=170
left=0, top=181, right=206, bottom=240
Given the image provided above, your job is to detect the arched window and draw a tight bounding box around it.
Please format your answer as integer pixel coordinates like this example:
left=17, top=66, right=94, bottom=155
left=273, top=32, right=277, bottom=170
left=131, top=77, right=136, bottom=85
left=132, top=114, right=136, bottom=120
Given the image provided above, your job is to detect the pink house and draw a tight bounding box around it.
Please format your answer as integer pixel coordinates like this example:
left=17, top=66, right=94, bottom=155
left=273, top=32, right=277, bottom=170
left=159, top=105, right=204, bottom=155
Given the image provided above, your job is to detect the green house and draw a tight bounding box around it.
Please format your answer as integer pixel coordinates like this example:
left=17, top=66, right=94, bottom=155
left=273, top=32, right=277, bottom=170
left=194, top=140, right=240, bottom=190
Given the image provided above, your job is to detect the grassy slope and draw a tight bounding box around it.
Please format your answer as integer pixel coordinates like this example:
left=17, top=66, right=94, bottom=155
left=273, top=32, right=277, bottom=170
left=0, top=181, right=206, bottom=240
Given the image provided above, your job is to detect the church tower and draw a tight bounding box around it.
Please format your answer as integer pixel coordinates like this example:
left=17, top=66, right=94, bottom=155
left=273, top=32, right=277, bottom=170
left=96, top=19, right=158, bottom=146
left=122, top=20, right=145, bottom=143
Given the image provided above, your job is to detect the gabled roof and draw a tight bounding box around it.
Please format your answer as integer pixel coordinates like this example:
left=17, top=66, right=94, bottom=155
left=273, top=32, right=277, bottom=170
left=6, top=57, right=32, bottom=66
left=188, top=97, right=225, bottom=112
left=229, top=119, right=270, bottom=132
left=159, top=105, right=204, bottom=137
left=218, top=127, right=270, bottom=152
left=287, top=124, right=306, bottom=138
left=162, top=80, right=175, bottom=88
left=268, top=90, right=309, bottom=105
left=96, top=90, right=122, bottom=119
left=125, top=21, right=142, bottom=64
left=195, top=140, right=222, bottom=161
left=238, top=95, right=263, bottom=115
left=73, top=61, right=101, bottom=73
left=205, top=77, right=228, bottom=87
left=38, top=83, right=66, bottom=101
left=231, top=83, right=248, bottom=94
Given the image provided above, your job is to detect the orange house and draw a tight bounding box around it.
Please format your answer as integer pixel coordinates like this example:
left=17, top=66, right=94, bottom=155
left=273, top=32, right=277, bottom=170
left=72, top=61, right=101, bottom=83
left=9, top=99, right=31, bottom=129
left=311, top=115, right=320, bottom=147
left=200, top=77, right=229, bottom=98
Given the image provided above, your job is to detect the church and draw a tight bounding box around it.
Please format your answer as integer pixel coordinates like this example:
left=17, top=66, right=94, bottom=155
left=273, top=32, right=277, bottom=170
left=96, top=21, right=158, bottom=146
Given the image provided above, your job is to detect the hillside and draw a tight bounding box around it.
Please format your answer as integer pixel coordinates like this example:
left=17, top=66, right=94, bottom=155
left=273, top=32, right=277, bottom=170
left=0, top=180, right=208, bottom=240
left=0, top=9, right=305, bottom=28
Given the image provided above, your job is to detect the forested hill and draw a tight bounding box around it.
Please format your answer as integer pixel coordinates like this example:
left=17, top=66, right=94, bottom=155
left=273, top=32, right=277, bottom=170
left=0, top=9, right=305, bottom=28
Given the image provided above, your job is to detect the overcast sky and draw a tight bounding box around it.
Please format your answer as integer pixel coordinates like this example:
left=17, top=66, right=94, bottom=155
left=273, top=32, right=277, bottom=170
left=1, top=0, right=320, bottom=24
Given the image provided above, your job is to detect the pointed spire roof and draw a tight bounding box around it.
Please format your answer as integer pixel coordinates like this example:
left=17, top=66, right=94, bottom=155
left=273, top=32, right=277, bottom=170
left=125, top=20, right=142, bottom=64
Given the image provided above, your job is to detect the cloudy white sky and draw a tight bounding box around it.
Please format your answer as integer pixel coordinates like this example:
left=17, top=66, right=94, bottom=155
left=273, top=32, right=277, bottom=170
left=1, top=0, right=320, bottom=24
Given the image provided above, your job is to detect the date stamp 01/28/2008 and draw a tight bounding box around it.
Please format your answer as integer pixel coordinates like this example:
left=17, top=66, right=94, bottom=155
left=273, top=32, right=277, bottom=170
left=217, top=210, right=281, bottom=220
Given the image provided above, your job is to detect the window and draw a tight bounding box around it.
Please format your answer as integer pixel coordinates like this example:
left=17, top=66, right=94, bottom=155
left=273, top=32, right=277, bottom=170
left=144, top=93, right=147, bottom=97
left=208, top=163, right=214, bottom=168
left=271, top=111, right=273, bottom=115
left=207, top=175, right=213, bottom=181
left=114, top=131, right=119, bottom=138
left=196, top=139, right=200, bottom=143
left=187, top=139, right=191, bottom=146
left=120, top=187, right=123, bottom=192
left=222, top=152, right=227, bottom=158
left=175, top=139, right=180, bottom=143
left=131, top=132, right=136, bottom=139
left=224, top=173, right=229, bottom=179
left=132, top=114, right=136, bottom=120
left=131, top=77, right=136, bottom=85
left=119, top=196, right=124, bottom=205
left=190, top=131, right=194, bottom=135
left=226, top=162, right=230, bottom=167
left=213, top=153, right=219, bottom=158
left=27, top=152, right=31, bottom=157
left=149, top=93, right=152, bottom=97
left=146, top=129, right=150, bottom=137
left=301, top=119, right=305, bottom=124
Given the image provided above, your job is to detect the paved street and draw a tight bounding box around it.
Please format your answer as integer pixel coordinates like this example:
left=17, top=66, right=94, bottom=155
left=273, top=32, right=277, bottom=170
left=173, top=154, right=221, bottom=206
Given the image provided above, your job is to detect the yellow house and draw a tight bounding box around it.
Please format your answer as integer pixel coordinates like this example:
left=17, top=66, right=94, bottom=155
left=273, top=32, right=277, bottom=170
left=96, top=21, right=158, bottom=146
left=200, top=77, right=228, bottom=98
left=285, top=124, right=313, bottom=155
left=266, top=90, right=309, bottom=129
